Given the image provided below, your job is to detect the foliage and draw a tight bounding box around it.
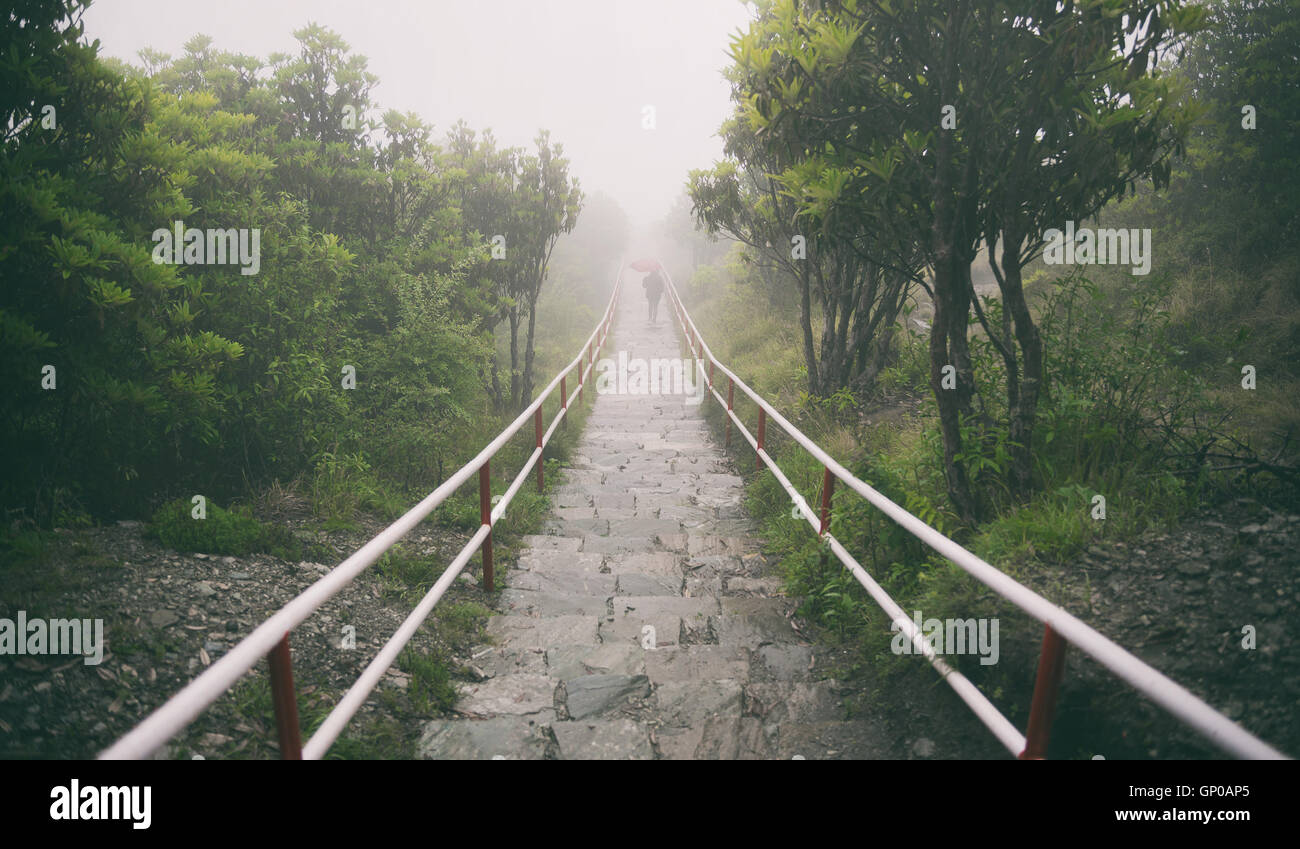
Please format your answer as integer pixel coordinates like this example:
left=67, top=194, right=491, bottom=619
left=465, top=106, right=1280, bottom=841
left=727, top=0, right=1203, bottom=520
left=148, top=497, right=307, bottom=559
left=0, top=5, right=603, bottom=527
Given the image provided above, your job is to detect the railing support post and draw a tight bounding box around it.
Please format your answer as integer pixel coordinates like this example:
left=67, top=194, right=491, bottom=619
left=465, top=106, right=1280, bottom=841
left=480, top=461, right=494, bottom=592
left=725, top=378, right=734, bottom=448
left=1020, top=623, right=1068, bottom=759
left=267, top=634, right=302, bottom=760
left=535, top=407, right=544, bottom=493
left=756, top=408, right=767, bottom=471
left=819, top=466, right=835, bottom=535
left=560, top=375, right=568, bottom=428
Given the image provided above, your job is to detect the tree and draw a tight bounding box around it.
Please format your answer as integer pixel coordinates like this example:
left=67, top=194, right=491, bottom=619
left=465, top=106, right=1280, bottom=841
left=690, top=112, right=922, bottom=397
left=513, top=131, right=583, bottom=408
left=731, top=0, right=1202, bottom=521
left=447, top=126, right=581, bottom=410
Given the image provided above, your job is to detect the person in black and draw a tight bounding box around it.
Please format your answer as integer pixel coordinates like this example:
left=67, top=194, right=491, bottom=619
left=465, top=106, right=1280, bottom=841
left=643, top=268, right=665, bottom=322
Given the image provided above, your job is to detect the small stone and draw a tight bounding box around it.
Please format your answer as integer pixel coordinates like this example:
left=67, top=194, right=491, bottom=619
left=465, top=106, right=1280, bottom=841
left=911, top=737, right=936, bottom=758
left=149, top=609, right=179, bottom=628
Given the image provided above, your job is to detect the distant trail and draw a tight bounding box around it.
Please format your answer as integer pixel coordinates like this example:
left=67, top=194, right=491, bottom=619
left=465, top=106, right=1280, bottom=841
left=418, top=292, right=888, bottom=759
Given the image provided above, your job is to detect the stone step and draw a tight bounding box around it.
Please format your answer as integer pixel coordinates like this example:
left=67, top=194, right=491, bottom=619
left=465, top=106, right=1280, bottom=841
left=614, top=572, right=684, bottom=596
left=519, top=534, right=583, bottom=552
left=605, top=552, right=682, bottom=577
left=505, top=568, right=616, bottom=596
left=580, top=534, right=656, bottom=555
left=513, top=550, right=604, bottom=572
left=644, top=644, right=750, bottom=683
left=545, top=643, right=646, bottom=680
left=485, top=614, right=599, bottom=649
left=497, top=589, right=610, bottom=618
left=454, top=673, right=555, bottom=719
left=417, top=716, right=552, bottom=760
left=552, top=719, right=654, bottom=759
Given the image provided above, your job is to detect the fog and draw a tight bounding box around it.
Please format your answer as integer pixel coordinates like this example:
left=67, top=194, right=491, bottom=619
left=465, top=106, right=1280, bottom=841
left=84, top=0, right=755, bottom=238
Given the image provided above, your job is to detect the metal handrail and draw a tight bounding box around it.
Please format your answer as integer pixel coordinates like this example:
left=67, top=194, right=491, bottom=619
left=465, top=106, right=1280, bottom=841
left=100, top=263, right=625, bottom=760
left=662, top=267, right=1287, bottom=760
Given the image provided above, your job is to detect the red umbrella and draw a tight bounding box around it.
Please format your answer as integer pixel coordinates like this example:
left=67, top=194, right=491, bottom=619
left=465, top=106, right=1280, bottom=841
left=629, top=258, right=661, bottom=272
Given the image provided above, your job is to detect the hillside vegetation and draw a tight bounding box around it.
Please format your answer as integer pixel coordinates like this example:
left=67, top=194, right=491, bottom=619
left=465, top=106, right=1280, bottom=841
left=673, top=0, right=1299, bottom=757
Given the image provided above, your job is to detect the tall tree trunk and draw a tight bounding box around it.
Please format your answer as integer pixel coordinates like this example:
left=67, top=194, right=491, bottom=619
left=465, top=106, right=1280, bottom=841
left=799, top=258, right=819, bottom=396
left=999, top=231, right=1043, bottom=498
left=926, top=18, right=979, bottom=525
left=521, top=292, right=539, bottom=410
left=508, top=307, right=521, bottom=410
left=929, top=144, right=979, bottom=524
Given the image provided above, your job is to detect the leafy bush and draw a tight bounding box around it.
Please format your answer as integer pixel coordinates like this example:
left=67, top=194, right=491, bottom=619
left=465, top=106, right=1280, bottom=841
left=148, top=497, right=305, bottom=559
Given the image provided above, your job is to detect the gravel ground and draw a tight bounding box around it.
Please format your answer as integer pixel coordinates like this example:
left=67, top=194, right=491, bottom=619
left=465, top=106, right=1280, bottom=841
left=0, top=501, right=496, bottom=760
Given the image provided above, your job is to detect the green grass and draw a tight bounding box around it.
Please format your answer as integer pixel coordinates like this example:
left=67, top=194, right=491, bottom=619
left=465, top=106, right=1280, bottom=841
left=398, top=648, right=458, bottom=714
left=147, top=497, right=319, bottom=560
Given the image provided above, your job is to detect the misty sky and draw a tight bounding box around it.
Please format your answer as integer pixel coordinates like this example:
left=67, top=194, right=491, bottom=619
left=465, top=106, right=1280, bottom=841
left=83, top=0, right=755, bottom=233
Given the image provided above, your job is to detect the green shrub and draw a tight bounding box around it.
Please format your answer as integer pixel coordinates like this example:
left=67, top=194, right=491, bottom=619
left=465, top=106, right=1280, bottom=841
left=148, top=497, right=306, bottom=559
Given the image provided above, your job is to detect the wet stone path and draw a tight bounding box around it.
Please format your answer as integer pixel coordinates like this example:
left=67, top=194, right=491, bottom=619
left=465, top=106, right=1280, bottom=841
left=418, top=296, right=888, bottom=759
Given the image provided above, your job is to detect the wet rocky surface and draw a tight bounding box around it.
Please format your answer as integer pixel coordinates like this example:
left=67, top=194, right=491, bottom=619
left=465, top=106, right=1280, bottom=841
left=1031, top=499, right=1300, bottom=758
left=0, top=507, right=482, bottom=759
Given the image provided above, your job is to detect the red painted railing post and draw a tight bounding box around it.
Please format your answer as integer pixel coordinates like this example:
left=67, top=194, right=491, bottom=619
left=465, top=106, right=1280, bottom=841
left=725, top=378, right=735, bottom=448
left=479, top=461, right=494, bottom=592
left=756, top=408, right=767, bottom=471
left=560, top=375, right=568, bottom=428
left=1020, top=623, right=1068, bottom=759
left=819, top=466, right=835, bottom=535
left=534, top=407, right=544, bottom=493
left=267, top=634, right=302, bottom=760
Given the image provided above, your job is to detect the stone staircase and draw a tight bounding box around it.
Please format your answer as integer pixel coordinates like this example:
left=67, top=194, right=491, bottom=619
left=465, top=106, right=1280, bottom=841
left=417, top=296, right=890, bottom=759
